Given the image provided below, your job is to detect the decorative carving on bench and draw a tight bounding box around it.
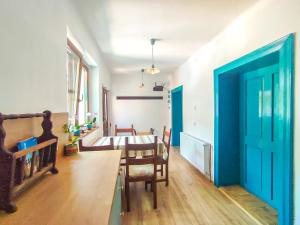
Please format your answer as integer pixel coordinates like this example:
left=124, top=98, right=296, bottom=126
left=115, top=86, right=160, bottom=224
left=0, top=110, right=59, bottom=213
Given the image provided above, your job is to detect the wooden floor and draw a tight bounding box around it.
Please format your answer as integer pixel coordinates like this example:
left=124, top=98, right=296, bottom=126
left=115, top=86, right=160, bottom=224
left=219, top=186, right=278, bottom=225
left=122, top=148, right=257, bottom=225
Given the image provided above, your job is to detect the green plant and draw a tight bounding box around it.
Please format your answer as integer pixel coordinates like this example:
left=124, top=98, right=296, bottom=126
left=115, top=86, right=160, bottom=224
left=63, top=124, right=73, bottom=134
left=74, top=124, right=81, bottom=130
left=70, top=137, right=79, bottom=146
left=86, top=113, right=97, bottom=125
left=86, top=121, right=93, bottom=125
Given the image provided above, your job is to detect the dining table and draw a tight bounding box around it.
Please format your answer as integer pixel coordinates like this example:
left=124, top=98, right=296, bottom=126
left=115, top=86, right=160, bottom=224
left=93, top=135, right=168, bottom=159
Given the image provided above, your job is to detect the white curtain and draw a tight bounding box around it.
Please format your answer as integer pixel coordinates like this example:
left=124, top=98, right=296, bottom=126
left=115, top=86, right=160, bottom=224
left=67, top=48, right=80, bottom=125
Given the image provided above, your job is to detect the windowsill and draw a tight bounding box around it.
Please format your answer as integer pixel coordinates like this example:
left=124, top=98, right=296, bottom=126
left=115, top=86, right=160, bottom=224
left=80, top=127, right=99, bottom=139
left=67, top=127, right=99, bottom=145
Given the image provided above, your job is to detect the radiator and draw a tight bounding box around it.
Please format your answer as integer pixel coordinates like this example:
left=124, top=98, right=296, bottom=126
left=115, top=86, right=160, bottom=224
left=180, top=132, right=211, bottom=180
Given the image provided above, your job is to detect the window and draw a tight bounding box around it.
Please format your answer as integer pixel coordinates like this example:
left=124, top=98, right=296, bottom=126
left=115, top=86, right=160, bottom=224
left=67, top=39, right=89, bottom=126
left=78, top=65, right=89, bottom=125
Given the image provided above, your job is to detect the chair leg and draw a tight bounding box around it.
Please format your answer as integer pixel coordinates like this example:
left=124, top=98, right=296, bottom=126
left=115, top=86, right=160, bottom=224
left=125, top=179, right=130, bottom=212
left=160, top=164, right=163, bottom=176
left=145, top=181, right=148, bottom=190
left=153, top=179, right=157, bottom=209
left=166, top=163, right=169, bottom=186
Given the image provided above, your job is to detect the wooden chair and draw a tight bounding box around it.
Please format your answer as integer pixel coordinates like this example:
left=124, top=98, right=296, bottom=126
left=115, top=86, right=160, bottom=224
left=157, top=126, right=172, bottom=186
left=78, top=137, right=114, bottom=151
left=135, top=128, right=154, bottom=136
left=115, top=124, right=135, bottom=136
left=125, top=136, right=158, bottom=211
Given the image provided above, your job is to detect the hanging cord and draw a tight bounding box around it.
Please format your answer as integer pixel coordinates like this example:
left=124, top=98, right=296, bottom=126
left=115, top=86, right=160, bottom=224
left=151, top=38, right=155, bottom=68
left=152, top=43, right=154, bottom=68
left=140, top=69, right=145, bottom=88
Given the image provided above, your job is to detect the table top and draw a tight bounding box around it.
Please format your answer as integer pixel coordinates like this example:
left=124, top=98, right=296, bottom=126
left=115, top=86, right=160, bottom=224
left=94, top=135, right=163, bottom=149
left=0, top=151, right=122, bottom=225
left=94, top=135, right=168, bottom=159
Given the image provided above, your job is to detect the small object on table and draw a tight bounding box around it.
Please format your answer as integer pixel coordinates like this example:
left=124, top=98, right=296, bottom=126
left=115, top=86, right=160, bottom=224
left=86, top=123, right=93, bottom=130
left=73, top=129, right=81, bottom=136
left=64, top=144, right=78, bottom=156
left=64, top=137, right=79, bottom=156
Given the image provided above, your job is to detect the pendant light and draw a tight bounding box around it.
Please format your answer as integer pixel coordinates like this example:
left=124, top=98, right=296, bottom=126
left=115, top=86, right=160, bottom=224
left=146, top=38, right=160, bottom=75
left=139, top=69, right=145, bottom=88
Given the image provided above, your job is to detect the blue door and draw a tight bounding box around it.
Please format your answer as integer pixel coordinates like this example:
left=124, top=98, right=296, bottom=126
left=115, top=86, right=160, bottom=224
left=240, top=64, right=280, bottom=209
left=171, top=86, right=183, bottom=146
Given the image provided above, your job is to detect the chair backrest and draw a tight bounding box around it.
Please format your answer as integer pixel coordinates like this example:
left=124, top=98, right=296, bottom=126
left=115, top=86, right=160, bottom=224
left=125, top=136, right=158, bottom=168
left=115, top=124, right=135, bottom=136
left=150, top=128, right=154, bottom=135
left=162, top=126, right=172, bottom=154
left=78, top=137, right=114, bottom=151
left=136, top=128, right=154, bottom=136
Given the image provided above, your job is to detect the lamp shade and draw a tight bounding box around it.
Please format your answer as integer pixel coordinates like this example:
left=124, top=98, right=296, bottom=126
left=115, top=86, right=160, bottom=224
left=146, top=64, right=160, bottom=75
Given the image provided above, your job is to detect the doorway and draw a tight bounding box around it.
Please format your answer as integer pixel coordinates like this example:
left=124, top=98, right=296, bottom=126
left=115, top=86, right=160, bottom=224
left=102, top=87, right=109, bottom=136
left=171, top=86, right=183, bottom=146
left=214, top=34, right=294, bottom=225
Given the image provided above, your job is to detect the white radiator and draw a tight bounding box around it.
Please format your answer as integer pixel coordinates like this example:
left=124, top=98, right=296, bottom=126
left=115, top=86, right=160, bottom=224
left=180, top=132, right=211, bottom=180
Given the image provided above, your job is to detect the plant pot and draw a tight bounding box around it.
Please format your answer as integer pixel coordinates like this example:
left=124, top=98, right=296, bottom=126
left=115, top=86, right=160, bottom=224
left=73, top=130, right=81, bottom=136
left=87, top=124, right=93, bottom=130
left=64, top=144, right=78, bottom=156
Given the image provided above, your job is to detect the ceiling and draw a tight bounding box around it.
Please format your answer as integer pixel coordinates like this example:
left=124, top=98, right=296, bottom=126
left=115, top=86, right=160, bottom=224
left=73, top=0, right=257, bottom=76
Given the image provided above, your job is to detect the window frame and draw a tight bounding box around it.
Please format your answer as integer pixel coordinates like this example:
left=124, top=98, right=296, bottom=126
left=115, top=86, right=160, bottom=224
left=67, top=38, right=90, bottom=126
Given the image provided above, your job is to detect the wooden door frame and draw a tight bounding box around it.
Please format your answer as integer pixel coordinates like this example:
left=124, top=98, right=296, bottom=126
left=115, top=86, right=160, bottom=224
left=214, top=34, right=294, bottom=225
left=102, top=86, right=109, bottom=136
left=171, top=85, right=183, bottom=146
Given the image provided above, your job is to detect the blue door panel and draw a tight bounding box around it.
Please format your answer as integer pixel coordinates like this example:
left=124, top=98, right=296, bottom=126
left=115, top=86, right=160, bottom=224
left=241, top=64, right=279, bottom=209
left=261, top=151, right=272, bottom=202
left=246, top=76, right=263, bottom=137
left=245, top=145, right=262, bottom=195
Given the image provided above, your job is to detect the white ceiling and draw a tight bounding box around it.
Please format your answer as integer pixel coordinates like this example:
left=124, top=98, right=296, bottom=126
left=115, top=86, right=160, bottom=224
left=73, top=0, right=257, bottom=76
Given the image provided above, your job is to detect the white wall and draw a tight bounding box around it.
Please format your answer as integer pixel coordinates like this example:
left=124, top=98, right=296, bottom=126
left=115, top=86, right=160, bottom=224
left=111, top=73, right=172, bottom=135
left=171, top=0, right=300, bottom=223
left=0, top=0, right=111, bottom=126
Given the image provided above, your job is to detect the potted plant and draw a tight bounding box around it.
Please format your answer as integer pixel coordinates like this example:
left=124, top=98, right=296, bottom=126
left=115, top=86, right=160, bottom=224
left=85, top=112, right=95, bottom=130
left=86, top=121, right=93, bottom=130
left=63, top=124, right=73, bottom=141
left=92, top=116, right=97, bottom=128
left=73, top=124, right=81, bottom=136
left=64, top=136, right=79, bottom=156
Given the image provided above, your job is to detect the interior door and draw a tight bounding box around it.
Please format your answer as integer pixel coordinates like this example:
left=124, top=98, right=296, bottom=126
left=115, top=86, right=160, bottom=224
left=240, top=64, right=280, bottom=209
left=171, top=88, right=183, bottom=146
left=102, top=87, right=109, bottom=136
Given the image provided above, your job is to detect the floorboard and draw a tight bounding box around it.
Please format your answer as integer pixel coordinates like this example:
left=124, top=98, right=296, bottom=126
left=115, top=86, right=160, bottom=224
left=219, top=186, right=278, bottom=225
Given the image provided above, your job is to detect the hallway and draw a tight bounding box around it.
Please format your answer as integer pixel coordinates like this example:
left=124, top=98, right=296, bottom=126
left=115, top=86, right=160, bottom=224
left=123, top=148, right=256, bottom=225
